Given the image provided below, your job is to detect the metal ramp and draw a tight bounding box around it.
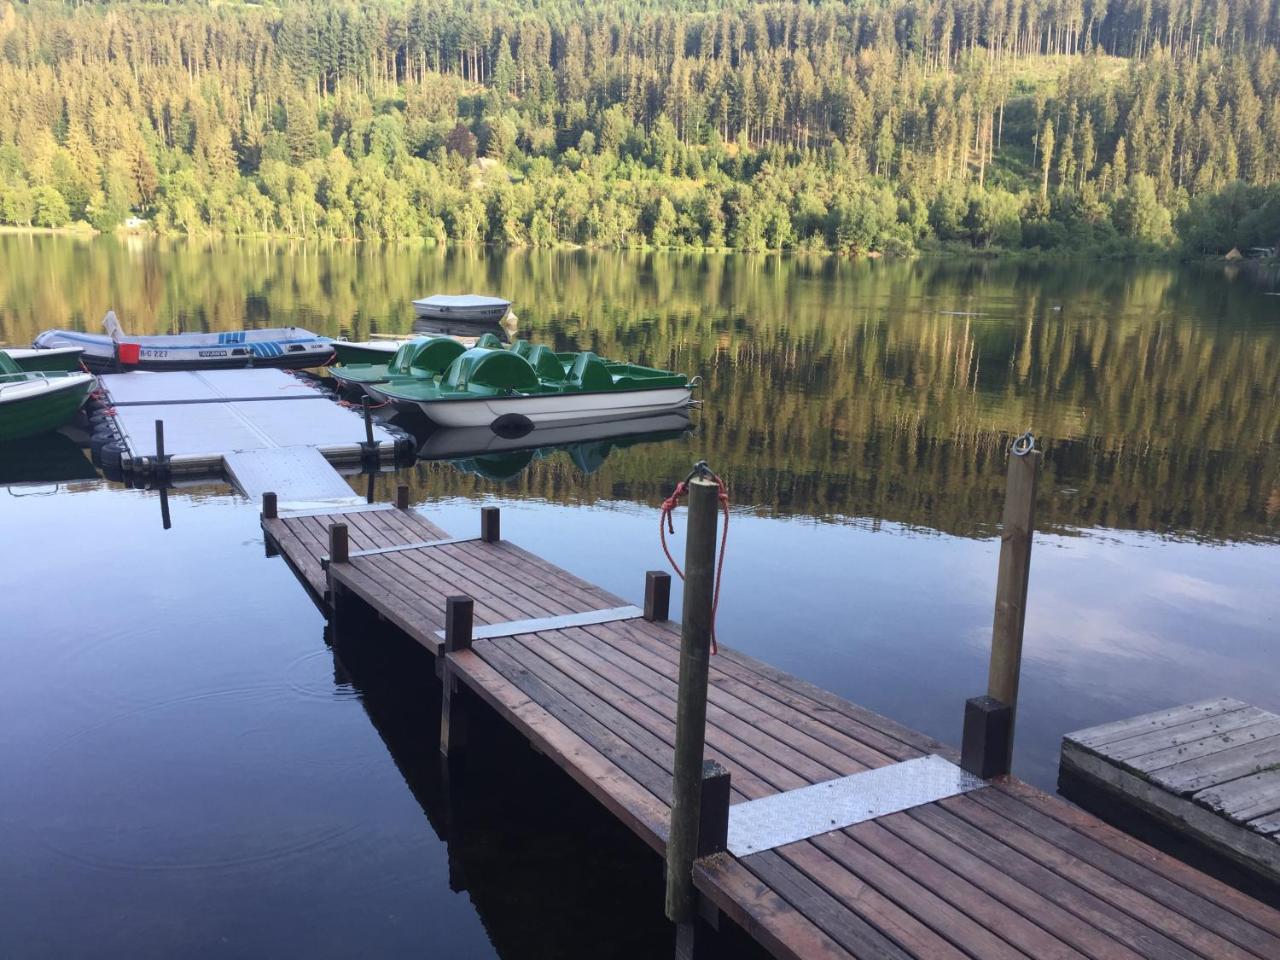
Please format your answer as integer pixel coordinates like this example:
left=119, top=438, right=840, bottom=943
left=96, top=369, right=402, bottom=503
left=224, top=446, right=364, bottom=510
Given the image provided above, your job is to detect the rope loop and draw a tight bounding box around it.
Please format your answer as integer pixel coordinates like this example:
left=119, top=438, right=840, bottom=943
left=659, top=462, right=730, bottom=654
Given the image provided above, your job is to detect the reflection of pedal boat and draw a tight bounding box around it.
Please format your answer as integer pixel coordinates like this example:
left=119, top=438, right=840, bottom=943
left=331, top=335, right=694, bottom=430
left=423, top=414, right=693, bottom=481
left=35, top=311, right=333, bottom=372
left=0, top=352, right=96, bottom=442
left=415, top=413, right=693, bottom=459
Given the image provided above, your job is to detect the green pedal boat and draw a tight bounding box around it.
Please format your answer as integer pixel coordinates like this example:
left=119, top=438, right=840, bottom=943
left=329, top=335, right=694, bottom=430
left=0, top=350, right=97, bottom=442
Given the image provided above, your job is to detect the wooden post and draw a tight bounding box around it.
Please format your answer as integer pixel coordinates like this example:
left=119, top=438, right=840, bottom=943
left=395, top=483, right=410, bottom=510
left=262, top=491, right=278, bottom=520
left=154, top=418, right=165, bottom=464
left=696, top=760, right=731, bottom=857
left=480, top=506, right=500, bottom=543
left=983, top=440, right=1041, bottom=773
left=665, top=476, right=720, bottom=925
left=362, top=398, right=375, bottom=445
left=329, top=522, right=349, bottom=565
left=961, top=695, right=1013, bottom=779
left=644, top=571, right=672, bottom=621
left=440, top=596, right=474, bottom=758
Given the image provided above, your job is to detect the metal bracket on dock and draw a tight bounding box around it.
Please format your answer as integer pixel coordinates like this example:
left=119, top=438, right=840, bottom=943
left=321, top=535, right=479, bottom=567
left=726, top=755, right=985, bottom=857
left=433, top=605, right=645, bottom=642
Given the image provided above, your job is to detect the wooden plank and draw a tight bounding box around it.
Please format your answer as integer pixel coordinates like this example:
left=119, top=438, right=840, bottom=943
left=944, top=792, right=1246, bottom=960
left=1062, top=742, right=1280, bottom=887
left=594, top=619, right=906, bottom=770
left=693, top=853, right=856, bottom=960
left=1069, top=699, right=1248, bottom=750
left=912, top=801, right=1199, bottom=960
left=1102, top=708, right=1275, bottom=763
left=998, top=777, right=1280, bottom=939
left=557, top=626, right=865, bottom=785
left=476, top=640, right=676, bottom=806
left=445, top=648, right=670, bottom=853
left=1196, top=768, right=1280, bottom=823
left=742, top=849, right=915, bottom=960
left=328, top=563, right=445, bottom=654
left=1154, top=735, right=1280, bottom=796
left=490, top=635, right=687, bottom=794
left=512, top=629, right=814, bottom=799
left=772, top=838, right=972, bottom=960
left=878, top=810, right=1145, bottom=960
left=1128, top=717, right=1280, bottom=774
left=712, top=640, right=952, bottom=761
left=811, top=825, right=1052, bottom=960
left=977, top=785, right=1280, bottom=959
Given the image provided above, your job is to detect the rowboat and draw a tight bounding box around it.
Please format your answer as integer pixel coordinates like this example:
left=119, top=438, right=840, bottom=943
left=0, top=351, right=96, bottom=442
left=1, top=346, right=85, bottom=372
left=34, top=312, right=334, bottom=372
left=412, top=294, right=512, bottom=323
left=377, top=343, right=693, bottom=430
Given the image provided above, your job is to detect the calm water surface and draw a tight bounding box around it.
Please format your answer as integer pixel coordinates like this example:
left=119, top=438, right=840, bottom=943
left=2, top=236, right=1278, bottom=958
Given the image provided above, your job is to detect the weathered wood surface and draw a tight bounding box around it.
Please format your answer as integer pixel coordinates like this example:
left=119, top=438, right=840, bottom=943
left=1063, top=699, right=1280, bottom=884
left=265, top=504, right=1280, bottom=959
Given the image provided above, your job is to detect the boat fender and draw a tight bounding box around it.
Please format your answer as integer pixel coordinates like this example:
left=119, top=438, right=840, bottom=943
left=100, top=440, right=126, bottom=470
left=90, top=429, right=119, bottom=463
left=490, top=413, right=535, bottom=439
left=102, top=457, right=125, bottom=483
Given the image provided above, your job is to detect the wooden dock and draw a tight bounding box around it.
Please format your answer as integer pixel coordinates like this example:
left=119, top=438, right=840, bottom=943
left=1062, top=697, right=1280, bottom=886
left=263, top=496, right=1280, bottom=959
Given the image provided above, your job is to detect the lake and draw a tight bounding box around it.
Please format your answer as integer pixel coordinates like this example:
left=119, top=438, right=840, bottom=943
left=2, top=235, right=1278, bottom=958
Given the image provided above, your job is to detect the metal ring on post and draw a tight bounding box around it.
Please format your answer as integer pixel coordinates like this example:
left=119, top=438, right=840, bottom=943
left=1010, top=431, right=1036, bottom=457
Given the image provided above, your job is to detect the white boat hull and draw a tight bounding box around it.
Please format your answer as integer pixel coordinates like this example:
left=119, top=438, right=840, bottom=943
left=397, top=387, right=692, bottom=429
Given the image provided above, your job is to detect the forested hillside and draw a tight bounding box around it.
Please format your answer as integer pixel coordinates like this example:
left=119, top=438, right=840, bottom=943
left=2, top=0, right=1279, bottom=253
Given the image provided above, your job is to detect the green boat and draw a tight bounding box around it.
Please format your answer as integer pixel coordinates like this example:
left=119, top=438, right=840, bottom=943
left=0, top=351, right=97, bottom=442
left=328, top=336, right=469, bottom=399
left=1, top=345, right=85, bottom=372
left=329, top=333, right=691, bottom=430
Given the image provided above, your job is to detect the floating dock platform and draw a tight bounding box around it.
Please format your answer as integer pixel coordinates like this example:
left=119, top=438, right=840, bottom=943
left=96, top=369, right=406, bottom=507
left=1062, top=697, right=1280, bottom=885
left=261, top=497, right=1280, bottom=959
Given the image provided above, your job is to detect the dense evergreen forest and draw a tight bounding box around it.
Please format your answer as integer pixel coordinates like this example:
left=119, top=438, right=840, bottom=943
left=2, top=0, right=1280, bottom=254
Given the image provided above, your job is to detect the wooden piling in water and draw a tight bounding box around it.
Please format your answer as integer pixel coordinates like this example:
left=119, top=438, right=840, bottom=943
left=962, top=437, right=1041, bottom=778
left=665, top=476, right=720, bottom=927
left=261, top=491, right=278, bottom=520
left=395, top=483, right=410, bottom=510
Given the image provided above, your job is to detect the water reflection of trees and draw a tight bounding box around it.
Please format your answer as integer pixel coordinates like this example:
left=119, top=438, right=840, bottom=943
left=3, top=238, right=1275, bottom=541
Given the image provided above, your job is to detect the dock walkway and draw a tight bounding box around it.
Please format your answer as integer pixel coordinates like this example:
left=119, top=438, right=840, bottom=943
left=263, top=499, right=1280, bottom=960
left=1062, top=697, right=1280, bottom=885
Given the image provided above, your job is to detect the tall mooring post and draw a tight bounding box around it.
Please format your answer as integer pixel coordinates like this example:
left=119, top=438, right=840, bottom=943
left=962, top=432, right=1042, bottom=779
left=665, top=476, right=721, bottom=935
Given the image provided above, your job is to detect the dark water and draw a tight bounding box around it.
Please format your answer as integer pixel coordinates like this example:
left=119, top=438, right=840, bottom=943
left=2, top=236, right=1278, bottom=958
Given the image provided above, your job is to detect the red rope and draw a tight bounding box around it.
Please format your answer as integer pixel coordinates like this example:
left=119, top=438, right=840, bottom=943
left=659, top=470, right=730, bottom=654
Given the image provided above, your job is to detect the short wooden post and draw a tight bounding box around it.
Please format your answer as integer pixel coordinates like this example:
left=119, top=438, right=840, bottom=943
left=154, top=418, right=165, bottom=463
left=665, top=476, right=720, bottom=925
left=440, top=596, right=474, bottom=757
left=329, top=522, right=349, bottom=564
left=395, top=483, right=410, bottom=510
left=261, top=491, right=278, bottom=520
left=644, top=571, right=672, bottom=621
left=696, top=760, right=731, bottom=857
left=982, top=438, right=1041, bottom=774
left=480, top=506, right=500, bottom=543
left=961, top=695, right=1013, bottom=779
